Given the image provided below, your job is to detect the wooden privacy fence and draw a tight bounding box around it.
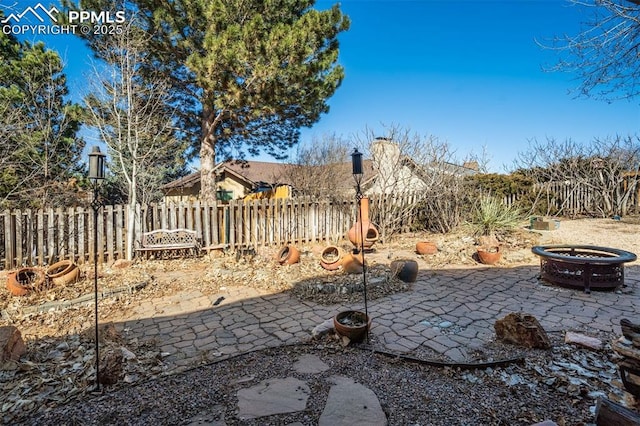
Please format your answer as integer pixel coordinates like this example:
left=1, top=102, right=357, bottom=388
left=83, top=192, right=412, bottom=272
left=1, top=198, right=356, bottom=270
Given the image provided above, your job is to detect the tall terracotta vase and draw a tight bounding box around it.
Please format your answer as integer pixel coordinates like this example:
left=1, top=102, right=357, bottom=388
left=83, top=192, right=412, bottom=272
left=347, top=197, right=379, bottom=250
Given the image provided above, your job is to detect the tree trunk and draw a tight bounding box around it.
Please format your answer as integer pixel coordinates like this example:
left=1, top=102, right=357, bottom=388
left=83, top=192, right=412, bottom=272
left=200, top=103, right=217, bottom=203
left=126, top=178, right=137, bottom=261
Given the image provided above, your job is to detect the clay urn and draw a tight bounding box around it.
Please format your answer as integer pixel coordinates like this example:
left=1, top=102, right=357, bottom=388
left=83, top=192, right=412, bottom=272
left=341, top=252, right=365, bottom=274
left=390, top=259, right=419, bottom=283
left=276, top=244, right=300, bottom=265
left=416, top=241, right=437, bottom=255
left=476, top=245, right=502, bottom=265
left=320, top=245, right=343, bottom=271
left=347, top=197, right=379, bottom=250
left=6, top=267, right=46, bottom=296
left=46, top=260, right=80, bottom=286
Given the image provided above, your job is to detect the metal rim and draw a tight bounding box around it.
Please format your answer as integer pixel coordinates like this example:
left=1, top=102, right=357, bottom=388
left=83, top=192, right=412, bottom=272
left=531, top=245, right=637, bottom=264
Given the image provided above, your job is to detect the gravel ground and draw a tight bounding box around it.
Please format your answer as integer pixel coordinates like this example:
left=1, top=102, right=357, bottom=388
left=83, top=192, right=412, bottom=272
left=23, top=331, right=631, bottom=426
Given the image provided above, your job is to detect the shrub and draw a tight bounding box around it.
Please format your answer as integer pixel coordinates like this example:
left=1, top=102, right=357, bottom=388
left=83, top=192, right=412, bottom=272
left=466, top=196, right=522, bottom=238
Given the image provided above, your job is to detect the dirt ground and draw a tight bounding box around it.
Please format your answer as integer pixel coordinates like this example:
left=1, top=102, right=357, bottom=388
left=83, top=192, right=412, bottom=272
left=533, top=216, right=640, bottom=261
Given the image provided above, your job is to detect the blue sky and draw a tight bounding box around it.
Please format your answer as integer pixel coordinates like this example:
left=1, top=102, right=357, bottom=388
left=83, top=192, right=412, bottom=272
left=298, top=0, right=640, bottom=172
left=6, top=0, right=640, bottom=173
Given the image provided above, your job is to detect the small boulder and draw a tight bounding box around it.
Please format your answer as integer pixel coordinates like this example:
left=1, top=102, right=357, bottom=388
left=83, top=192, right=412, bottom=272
left=99, top=348, right=124, bottom=386
left=494, top=312, right=550, bottom=349
left=112, top=259, right=132, bottom=269
left=311, top=318, right=335, bottom=339
left=0, top=326, right=26, bottom=363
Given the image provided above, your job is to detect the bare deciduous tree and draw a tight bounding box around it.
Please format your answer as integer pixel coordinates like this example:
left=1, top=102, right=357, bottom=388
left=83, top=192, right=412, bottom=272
left=85, top=17, right=187, bottom=259
left=355, top=125, right=478, bottom=240
left=513, top=136, right=640, bottom=217
left=284, top=133, right=351, bottom=202
left=546, top=0, right=640, bottom=100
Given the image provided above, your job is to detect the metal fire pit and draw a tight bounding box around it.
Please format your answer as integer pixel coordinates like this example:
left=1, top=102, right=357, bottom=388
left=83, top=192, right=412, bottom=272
left=531, top=245, right=637, bottom=293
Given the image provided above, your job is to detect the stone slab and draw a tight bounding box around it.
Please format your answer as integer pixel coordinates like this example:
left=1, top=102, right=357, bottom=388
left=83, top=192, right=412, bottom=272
left=237, top=377, right=310, bottom=419
left=293, top=354, right=329, bottom=374
left=319, top=376, right=387, bottom=426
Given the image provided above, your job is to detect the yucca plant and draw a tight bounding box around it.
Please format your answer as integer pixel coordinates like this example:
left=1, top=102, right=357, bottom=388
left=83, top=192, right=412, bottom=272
left=467, top=196, right=522, bottom=239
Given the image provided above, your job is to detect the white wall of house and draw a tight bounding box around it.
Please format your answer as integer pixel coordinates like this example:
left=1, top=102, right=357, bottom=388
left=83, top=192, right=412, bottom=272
left=368, top=139, right=428, bottom=194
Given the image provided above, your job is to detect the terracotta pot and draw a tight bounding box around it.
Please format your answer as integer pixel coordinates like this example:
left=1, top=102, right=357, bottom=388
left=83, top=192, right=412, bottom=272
left=416, top=241, right=437, bottom=255
left=276, top=245, right=300, bottom=265
left=333, top=310, right=371, bottom=343
left=347, top=197, right=379, bottom=250
left=320, top=245, right=343, bottom=271
left=390, top=259, right=419, bottom=282
left=477, top=245, right=502, bottom=265
left=6, top=267, right=46, bottom=296
left=46, top=260, right=80, bottom=286
left=341, top=252, right=365, bottom=274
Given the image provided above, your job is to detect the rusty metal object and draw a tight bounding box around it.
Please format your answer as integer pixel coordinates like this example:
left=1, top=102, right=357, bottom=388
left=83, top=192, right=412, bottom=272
left=531, top=245, right=637, bottom=293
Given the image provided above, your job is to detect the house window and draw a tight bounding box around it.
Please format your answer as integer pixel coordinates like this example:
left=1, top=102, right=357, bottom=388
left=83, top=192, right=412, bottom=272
left=216, top=189, right=233, bottom=201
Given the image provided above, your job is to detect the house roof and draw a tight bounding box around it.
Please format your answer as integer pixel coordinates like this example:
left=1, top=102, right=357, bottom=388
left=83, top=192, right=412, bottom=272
left=161, top=160, right=297, bottom=191
left=161, top=171, right=200, bottom=190
left=160, top=150, right=476, bottom=194
left=161, top=159, right=377, bottom=193
left=223, top=161, right=294, bottom=186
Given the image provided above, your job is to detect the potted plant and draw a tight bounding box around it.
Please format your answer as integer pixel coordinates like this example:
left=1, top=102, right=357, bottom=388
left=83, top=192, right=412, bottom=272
left=466, top=197, right=521, bottom=265
left=333, top=310, right=371, bottom=342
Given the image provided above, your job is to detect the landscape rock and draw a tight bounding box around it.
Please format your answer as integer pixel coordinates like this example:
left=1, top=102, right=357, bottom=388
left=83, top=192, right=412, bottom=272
left=319, top=376, right=387, bottom=426
left=0, top=325, right=26, bottom=363
left=100, top=348, right=124, bottom=385
left=564, top=331, right=603, bottom=351
left=494, top=312, right=550, bottom=349
left=293, top=354, right=329, bottom=374
left=111, top=259, right=132, bottom=269
left=237, top=377, right=310, bottom=419
left=311, top=318, right=335, bottom=339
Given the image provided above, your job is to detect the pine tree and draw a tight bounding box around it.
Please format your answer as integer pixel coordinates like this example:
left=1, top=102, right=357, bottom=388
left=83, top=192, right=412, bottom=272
left=0, top=20, right=84, bottom=208
left=65, top=0, right=349, bottom=201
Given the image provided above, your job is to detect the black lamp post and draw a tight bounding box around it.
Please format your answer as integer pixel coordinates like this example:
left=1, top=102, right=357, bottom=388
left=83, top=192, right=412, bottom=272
left=351, top=148, right=369, bottom=343
left=88, top=146, right=106, bottom=392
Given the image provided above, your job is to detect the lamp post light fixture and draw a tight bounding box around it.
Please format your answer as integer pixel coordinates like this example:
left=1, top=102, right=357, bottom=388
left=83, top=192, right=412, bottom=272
left=88, top=146, right=106, bottom=392
left=350, top=148, right=369, bottom=343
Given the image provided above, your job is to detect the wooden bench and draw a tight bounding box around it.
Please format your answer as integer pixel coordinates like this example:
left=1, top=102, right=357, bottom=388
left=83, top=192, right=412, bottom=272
left=136, top=229, right=200, bottom=258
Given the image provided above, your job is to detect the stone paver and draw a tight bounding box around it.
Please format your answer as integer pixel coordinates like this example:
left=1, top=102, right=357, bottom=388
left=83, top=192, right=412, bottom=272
left=114, top=264, right=640, bottom=379
left=106, top=263, right=640, bottom=421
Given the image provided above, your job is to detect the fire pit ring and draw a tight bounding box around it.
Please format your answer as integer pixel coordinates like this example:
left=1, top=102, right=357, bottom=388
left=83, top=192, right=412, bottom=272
left=531, top=245, right=637, bottom=293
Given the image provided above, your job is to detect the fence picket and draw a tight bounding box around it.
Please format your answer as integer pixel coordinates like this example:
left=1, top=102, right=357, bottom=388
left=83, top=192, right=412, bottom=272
left=15, top=209, right=23, bottom=267
left=115, top=205, right=123, bottom=260
left=106, top=205, right=114, bottom=263
left=78, top=208, right=85, bottom=264
left=67, top=207, right=75, bottom=263
left=36, top=210, right=44, bottom=266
